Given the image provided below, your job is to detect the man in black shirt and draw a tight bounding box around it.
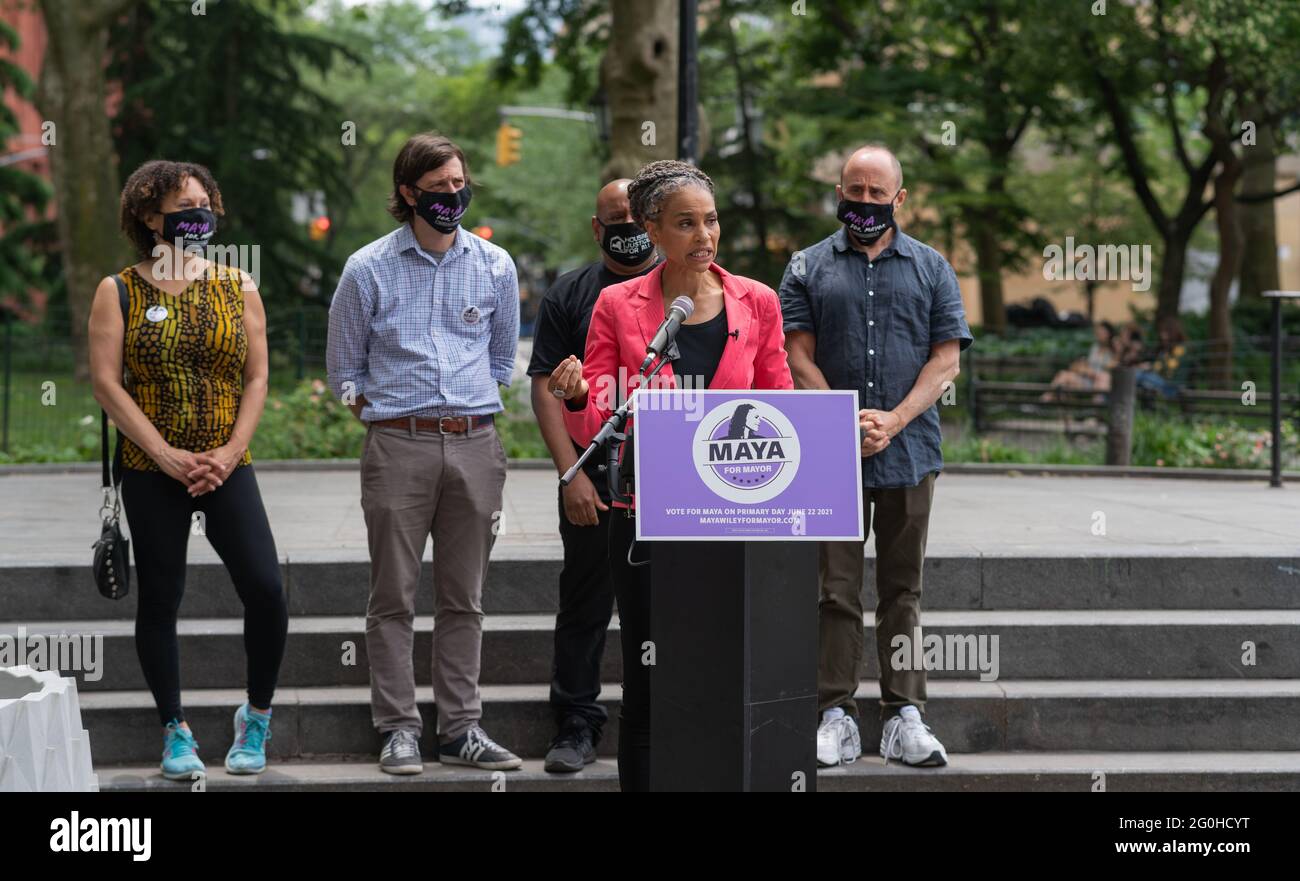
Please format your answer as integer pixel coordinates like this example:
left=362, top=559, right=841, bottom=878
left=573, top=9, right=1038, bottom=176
left=527, top=179, right=659, bottom=772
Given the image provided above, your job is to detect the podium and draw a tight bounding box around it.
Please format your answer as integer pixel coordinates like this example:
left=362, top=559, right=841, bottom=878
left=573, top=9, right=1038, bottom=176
left=650, top=539, right=818, bottom=791
left=632, top=390, right=864, bottom=792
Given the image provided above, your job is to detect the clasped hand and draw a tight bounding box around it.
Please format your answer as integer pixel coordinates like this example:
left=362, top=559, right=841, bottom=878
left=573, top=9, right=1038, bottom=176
left=157, top=443, right=241, bottom=496
left=859, top=409, right=903, bottom=457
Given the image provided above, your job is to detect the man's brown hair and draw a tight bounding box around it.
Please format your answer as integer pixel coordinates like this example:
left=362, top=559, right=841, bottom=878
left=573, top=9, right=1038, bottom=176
left=388, top=133, right=472, bottom=223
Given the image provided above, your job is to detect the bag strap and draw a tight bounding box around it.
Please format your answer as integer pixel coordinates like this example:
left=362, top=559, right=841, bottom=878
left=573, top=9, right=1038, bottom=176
left=101, top=274, right=129, bottom=493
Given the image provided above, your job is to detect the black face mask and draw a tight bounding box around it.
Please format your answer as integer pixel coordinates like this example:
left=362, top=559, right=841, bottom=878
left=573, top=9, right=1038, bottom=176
left=598, top=221, right=654, bottom=267
left=836, top=191, right=899, bottom=245
left=157, top=206, right=217, bottom=250
left=412, top=184, right=472, bottom=233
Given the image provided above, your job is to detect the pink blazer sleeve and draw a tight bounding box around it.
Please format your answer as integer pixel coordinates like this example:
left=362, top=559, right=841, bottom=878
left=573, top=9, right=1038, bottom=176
left=562, top=287, right=621, bottom=448
left=753, top=283, right=795, bottom=390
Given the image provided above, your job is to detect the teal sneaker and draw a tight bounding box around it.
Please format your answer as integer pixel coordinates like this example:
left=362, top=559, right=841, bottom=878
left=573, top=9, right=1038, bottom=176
left=161, top=720, right=205, bottom=781
left=225, top=703, right=272, bottom=775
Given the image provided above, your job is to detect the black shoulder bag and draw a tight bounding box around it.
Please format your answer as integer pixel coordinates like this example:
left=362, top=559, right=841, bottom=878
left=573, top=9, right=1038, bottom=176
left=91, top=274, right=130, bottom=600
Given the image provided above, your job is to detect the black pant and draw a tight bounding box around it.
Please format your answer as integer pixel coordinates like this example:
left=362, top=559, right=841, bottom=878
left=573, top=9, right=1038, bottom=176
left=121, top=464, right=288, bottom=726
left=608, top=509, right=653, bottom=791
left=549, top=489, right=615, bottom=737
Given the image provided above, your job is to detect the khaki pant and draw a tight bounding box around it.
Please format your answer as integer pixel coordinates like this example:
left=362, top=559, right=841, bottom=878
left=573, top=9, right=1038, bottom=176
left=818, top=473, right=936, bottom=721
left=360, top=421, right=506, bottom=742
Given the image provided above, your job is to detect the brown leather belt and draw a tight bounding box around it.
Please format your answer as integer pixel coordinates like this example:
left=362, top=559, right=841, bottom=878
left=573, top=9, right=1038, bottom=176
left=368, top=414, right=495, bottom=434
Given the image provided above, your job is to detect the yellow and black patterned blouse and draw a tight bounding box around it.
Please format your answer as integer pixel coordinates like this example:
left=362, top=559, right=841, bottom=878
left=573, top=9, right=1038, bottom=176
left=119, top=263, right=253, bottom=472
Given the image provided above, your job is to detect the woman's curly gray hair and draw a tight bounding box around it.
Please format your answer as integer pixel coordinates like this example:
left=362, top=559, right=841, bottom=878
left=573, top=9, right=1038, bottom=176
left=626, top=160, right=715, bottom=226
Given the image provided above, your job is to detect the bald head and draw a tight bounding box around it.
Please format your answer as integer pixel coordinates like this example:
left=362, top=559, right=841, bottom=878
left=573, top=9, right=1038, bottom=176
left=595, top=179, right=634, bottom=224
left=841, top=145, right=903, bottom=195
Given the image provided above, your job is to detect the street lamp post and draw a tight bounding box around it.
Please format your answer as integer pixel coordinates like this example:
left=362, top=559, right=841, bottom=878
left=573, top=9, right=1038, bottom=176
left=1262, top=290, right=1300, bottom=488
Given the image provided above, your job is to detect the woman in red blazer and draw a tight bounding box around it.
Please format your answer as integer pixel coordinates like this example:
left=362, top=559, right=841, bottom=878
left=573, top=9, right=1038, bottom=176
left=549, top=160, right=793, bottom=791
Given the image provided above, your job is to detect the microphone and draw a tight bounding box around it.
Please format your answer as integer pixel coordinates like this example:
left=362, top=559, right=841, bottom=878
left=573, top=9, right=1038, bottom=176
left=728, top=329, right=739, bottom=340
left=640, top=296, right=695, bottom=373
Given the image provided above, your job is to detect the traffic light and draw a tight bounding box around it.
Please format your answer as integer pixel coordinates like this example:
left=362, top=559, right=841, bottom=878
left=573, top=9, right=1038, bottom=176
left=473, top=225, right=494, bottom=240
left=495, top=123, right=522, bottom=166
left=309, top=215, right=331, bottom=241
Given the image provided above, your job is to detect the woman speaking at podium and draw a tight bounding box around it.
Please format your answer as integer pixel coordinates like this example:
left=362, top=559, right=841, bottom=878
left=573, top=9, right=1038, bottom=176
left=547, top=160, right=793, bottom=791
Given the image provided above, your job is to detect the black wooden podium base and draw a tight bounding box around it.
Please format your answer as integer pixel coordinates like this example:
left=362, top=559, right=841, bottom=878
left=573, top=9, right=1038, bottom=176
left=649, top=540, right=818, bottom=791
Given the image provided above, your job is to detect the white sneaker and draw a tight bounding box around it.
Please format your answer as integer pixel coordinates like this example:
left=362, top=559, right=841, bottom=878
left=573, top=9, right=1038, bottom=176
left=880, top=706, right=948, bottom=767
left=817, top=711, right=846, bottom=767
left=838, top=714, right=862, bottom=765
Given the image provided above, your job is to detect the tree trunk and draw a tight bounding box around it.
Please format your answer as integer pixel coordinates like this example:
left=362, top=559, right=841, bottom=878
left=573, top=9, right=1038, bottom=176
left=719, top=0, right=769, bottom=273
left=970, top=167, right=1008, bottom=336
left=1155, top=230, right=1190, bottom=326
left=1238, top=117, right=1279, bottom=302
left=601, top=0, right=678, bottom=181
left=971, top=209, right=1006, bottom=336
left=1207, top=155, right=1242, bottom=388
left=34, top=0, right=136, bottom=381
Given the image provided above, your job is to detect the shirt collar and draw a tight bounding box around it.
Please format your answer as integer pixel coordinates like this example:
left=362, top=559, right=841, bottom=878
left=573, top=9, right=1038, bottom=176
left=395, top=222, right=471, bottom=262
left=831, top=225, right=917, bottom=260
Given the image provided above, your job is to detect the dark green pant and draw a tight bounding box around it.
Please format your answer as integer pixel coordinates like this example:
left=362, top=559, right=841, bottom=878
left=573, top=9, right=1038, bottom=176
left=818, top=473, right=936, bottom=721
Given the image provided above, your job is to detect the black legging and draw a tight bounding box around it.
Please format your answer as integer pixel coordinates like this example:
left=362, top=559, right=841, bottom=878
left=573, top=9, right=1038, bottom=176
left=121, top=464, right=287, bottom=726
left=608, top=509, right=653, bottom=792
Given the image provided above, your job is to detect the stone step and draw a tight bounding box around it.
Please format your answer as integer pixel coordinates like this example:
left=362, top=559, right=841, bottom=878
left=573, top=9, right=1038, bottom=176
left=5, top=554, right=1296, bottom=622
left=80, top=680, right=1300, bottom=765
left=93, top=751, right=1300, bottom=792
left=12, top=610, right=1300, bottom=692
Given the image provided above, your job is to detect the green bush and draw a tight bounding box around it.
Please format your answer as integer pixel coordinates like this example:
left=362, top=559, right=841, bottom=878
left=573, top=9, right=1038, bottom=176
left=1131, top=412, right=1298, bottom=470
left=252, top=378, right=367, bottom=460
left=0, top=412, right=100, bottom=464
left=253, top=377, right=549, bottom=461
left=942, top=431, right=1102, bottom=466
left=495, top=381, right=548, bottom=459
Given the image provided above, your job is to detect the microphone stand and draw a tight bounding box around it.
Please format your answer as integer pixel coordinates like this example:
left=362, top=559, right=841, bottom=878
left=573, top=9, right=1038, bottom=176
left=559, top=343, right=676, bottom=507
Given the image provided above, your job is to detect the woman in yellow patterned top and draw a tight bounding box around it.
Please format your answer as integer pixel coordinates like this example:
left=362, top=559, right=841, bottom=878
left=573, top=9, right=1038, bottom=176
left=89, top=160, right=287, bottom=782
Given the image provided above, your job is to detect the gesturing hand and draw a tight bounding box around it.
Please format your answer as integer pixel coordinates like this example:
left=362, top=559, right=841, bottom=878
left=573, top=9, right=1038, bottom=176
left=548, top=355, right=589, bottom=408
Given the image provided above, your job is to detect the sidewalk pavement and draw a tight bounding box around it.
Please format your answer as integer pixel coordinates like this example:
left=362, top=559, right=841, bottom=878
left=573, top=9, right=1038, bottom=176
left=1, top=467, right=1297, bottom=567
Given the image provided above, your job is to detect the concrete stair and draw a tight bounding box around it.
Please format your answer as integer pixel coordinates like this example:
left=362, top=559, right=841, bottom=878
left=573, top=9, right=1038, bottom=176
left=94, top=752, right=1300, bottom=792
left=2, top=553, right=1298, bottom=791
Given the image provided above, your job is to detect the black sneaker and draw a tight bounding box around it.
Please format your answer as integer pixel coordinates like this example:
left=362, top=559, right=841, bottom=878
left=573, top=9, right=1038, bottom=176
left=379, top=729, right=423, bottom=775
left=544, top=719, right=597, bottom=773
left=439, top=724, right=522, bottom=770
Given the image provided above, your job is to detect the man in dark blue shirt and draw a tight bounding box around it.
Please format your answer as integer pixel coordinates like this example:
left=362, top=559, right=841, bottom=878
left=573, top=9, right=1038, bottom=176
left=780, top=144, right=972, bottom=769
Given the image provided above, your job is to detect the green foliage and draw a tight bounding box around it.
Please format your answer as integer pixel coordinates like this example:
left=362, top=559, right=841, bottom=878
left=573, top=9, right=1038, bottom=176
left=1131, top=412, right=1298, bottom=470
left=109, top=0, right=364, bottom=323
left=0, top=17, right=54, bottom=308
left=301, top=0, right=604, bottom=297
left=494, top=380, right=547, bottom=459
left=941, top=413, right=1298, bottom=471
left=968, top=327, right=1096, bottom=359
left=942, top=431, right=1103, bottom=466
left=252, top=378, right=366, bottom=460
left=250, top=376, right=546, bottom=461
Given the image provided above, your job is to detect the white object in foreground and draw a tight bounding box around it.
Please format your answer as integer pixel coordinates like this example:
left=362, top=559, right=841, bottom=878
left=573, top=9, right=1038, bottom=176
left=0, top=665, right=98, bottom=792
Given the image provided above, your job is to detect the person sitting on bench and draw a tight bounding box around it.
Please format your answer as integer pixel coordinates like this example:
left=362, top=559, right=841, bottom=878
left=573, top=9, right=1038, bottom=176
left=1041, top=321, right=1118, bottom=401
left=1133, top=316, right=1188, bottom=399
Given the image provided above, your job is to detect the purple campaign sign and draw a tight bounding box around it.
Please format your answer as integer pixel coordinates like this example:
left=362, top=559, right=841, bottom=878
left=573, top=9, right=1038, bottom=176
left=633, top=389, right=864, bottom=541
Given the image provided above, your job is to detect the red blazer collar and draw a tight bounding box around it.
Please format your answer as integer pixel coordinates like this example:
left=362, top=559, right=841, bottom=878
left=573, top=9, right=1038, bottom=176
left=633, top=260, right=739, bottom=298
left=633, top=262, right=754, bottom=390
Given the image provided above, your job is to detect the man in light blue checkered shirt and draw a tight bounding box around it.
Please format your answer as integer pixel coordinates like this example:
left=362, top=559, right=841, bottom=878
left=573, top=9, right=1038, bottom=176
left=326, top=133, right=523, bottom=774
